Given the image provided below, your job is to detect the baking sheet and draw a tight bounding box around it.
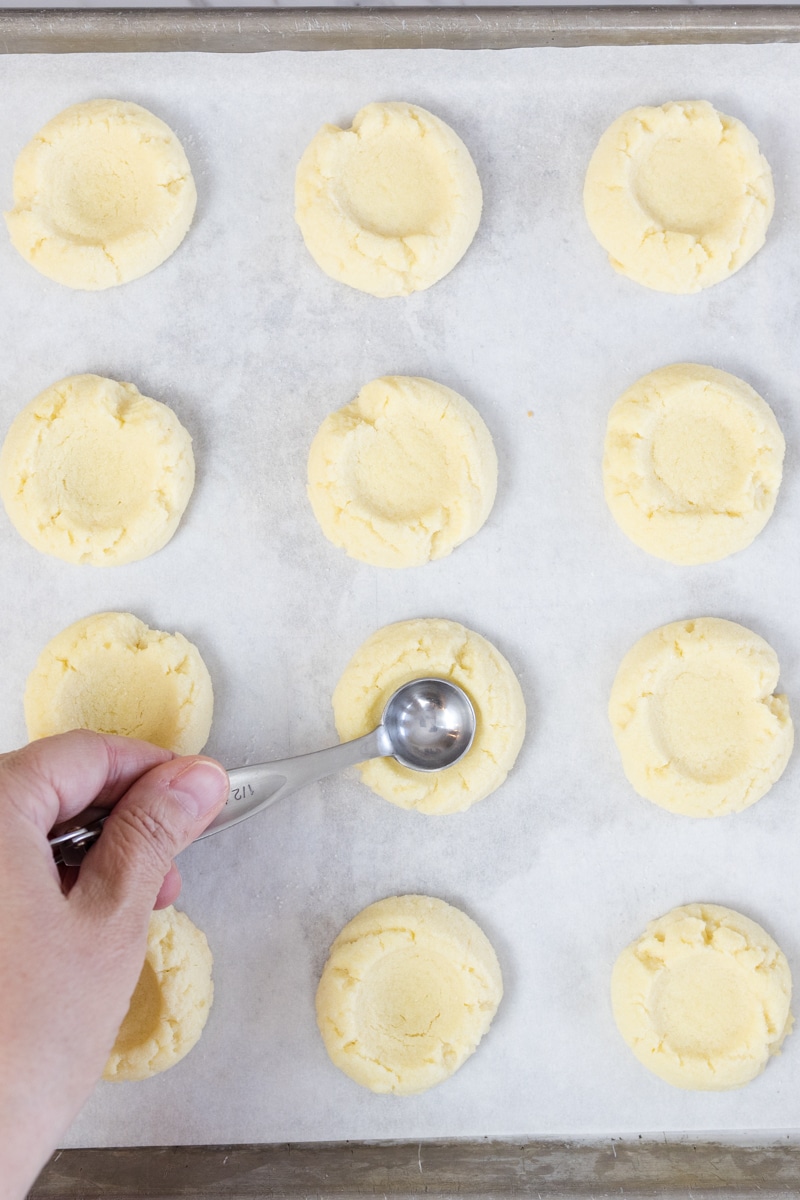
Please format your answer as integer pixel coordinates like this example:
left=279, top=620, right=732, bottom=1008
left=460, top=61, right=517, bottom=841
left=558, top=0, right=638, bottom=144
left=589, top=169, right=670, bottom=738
left=1, top=42, right=800, bottom=1147
left=6, top=8, right=800, bottom=53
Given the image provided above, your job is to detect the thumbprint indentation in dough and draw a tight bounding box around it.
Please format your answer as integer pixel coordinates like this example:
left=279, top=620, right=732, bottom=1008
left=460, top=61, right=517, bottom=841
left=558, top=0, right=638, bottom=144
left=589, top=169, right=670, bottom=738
left=113, top=961, right=163, bottom=1055
left=608, top=617, right=793, bottom=817
left=316, top=895, right=502, bottom=1094
left=650, top=956, right=759, bottom=1059
left=355, top=948, right=465, bottom=1069
left=337, top=131, right=452, bottom=238
left=5, top=99, right=196, bottom=290
left=603, top=364, right=784, bottom=565
left=51, top=638, right=181, bottom=745
left=295, top=102, right=482, bottom=297
left=0, top=374, right=195, bottom=566
left=611, top=903, right=793, bottom=1090
left=650, top=415, right=743, bottom=508
left=62, top=430, right=143, bottom=520
left=583, top=100, right=774, bottom=293
left=308, top=376, right=497, bottom=568
left=104, top=907, right=214, bottom=1082
left=50, top=128, right=159, bottom=243
left=633, top=133, right=742, bottom=238
left=351, top=414, right=448, bottom=521
left=24, top=611, right=214, bottom=755
left=653, top=667, right=754, bottom=784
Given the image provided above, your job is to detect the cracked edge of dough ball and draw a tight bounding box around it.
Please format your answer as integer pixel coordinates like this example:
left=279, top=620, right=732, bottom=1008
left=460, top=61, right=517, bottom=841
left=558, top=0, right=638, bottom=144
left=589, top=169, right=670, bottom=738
left=316, top=894, right=503, bottom=1095
left=5, top=99, right=197, bottom=290
left=608, top=617, right=793, bottom=818
left=0, top=373, right=195, bottom=566
left=24, top=611, right=214, bottom=755
left=307, top=375, right=498, bottom=568
left=294, top=101, right=483, bottom=297
left=332, top=618, right=526, bottom=815
left=611, top=903, right=793, bottom=1090
left=104, top=906, right=214, bottom=1082
left=602, top=363, right=785, bottom=565
left=583, top=100, right=774, bottom=293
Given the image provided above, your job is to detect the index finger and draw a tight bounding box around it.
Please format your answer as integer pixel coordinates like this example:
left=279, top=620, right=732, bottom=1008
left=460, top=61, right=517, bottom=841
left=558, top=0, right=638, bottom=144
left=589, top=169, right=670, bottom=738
left=0, top=730, right=175, bottom=836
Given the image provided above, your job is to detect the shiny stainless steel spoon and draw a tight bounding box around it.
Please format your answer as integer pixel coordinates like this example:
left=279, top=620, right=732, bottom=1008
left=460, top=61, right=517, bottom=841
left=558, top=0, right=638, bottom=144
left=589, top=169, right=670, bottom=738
left=48, top=677, right=475, bottom=866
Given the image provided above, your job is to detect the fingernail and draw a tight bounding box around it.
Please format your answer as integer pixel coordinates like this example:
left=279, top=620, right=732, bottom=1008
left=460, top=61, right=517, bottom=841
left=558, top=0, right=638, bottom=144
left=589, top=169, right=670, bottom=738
left=170, top=761, right=229, bottom=819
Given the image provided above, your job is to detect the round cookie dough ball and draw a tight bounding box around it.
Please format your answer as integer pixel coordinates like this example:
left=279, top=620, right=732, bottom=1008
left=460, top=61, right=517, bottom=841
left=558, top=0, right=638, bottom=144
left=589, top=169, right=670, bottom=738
left=295, top=101, right=482, bottom=298
left=603, top=363, right=784, bottom=565
left=609, top=618, right=793, bottom=818
left=25, top=611, right=213, bottom=754
left=332, top=618, right=525, bottom=815
left=307, top=376, right=497, bottom=568
left=316, top=895, right=503, bottom=1095
left=612, top=903, right=793, bottom=1090
left=583, top=100, right=774, bottom=293
left=5, top=99, right=196, bottom=290
left=104, top=907, right=214, bottom=1082
left=0, top=374, right=195, bottom=566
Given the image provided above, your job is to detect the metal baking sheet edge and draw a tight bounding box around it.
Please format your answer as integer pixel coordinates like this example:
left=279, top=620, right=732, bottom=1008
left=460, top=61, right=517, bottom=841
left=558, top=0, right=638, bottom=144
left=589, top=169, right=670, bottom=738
left=1, top=5, right=800, bottom=52
left=30, top=1136, right=800, bottom=1197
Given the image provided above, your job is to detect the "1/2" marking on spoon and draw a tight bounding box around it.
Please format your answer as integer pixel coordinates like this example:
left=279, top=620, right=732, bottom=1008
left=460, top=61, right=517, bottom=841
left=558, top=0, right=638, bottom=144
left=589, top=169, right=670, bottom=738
left=229, top=783, right=256, bottom=804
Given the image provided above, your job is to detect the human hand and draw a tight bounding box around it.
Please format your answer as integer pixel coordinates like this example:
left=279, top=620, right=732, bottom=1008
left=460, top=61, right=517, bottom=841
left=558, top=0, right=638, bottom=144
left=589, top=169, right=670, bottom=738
left=0, top=730, right=229, bottom=1200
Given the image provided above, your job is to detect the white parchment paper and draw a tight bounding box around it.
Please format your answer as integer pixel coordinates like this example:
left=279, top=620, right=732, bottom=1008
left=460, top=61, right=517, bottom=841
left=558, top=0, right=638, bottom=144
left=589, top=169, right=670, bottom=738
left=1, top=43, right=800, bottom=1145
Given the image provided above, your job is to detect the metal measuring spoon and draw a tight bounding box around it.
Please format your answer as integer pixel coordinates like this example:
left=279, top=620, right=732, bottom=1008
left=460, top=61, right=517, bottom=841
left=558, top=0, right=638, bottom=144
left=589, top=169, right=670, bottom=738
left=48, top=677, right=475, bottom=866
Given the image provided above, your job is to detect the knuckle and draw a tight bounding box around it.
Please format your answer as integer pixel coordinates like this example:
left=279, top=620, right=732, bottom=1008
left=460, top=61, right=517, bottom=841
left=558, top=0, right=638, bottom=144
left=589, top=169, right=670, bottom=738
left=108, top=802, right=181, bottom=878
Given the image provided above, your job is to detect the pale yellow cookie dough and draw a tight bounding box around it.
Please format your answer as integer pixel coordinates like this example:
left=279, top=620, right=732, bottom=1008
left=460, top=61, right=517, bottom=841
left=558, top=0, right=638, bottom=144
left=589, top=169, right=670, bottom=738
left=5, top=99, right=196, bottom=289
left=603, top=363, right=784, bottom=565
left=612, top=903, right=793, bottom=1090
left=295, top=101, right=483, bottom=297
left=316, top=894, right=503, bottom=1095
left=584, top=100, right=774, bottom=293
left=609, top=618, right=793, bottom=818
left=25, top=611, right=213, bottom=754
left=332, top=618, right=525, bottom=815
left=104, top=906, right=214, bottom=1082
left=307, top=376, right=497, bottom=568
left=0, top=374, right=195, bottom=566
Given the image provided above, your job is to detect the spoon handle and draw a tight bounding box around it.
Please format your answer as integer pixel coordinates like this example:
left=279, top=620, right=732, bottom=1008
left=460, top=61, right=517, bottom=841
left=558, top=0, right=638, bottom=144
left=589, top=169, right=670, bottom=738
left=48, top=725, right=393, bottom=863
left=199, top=725, right=391, bottom=839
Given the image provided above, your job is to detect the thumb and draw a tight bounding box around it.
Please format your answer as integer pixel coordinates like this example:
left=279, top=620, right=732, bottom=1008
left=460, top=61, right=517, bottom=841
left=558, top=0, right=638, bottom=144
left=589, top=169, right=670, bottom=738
left=73, top=756, right=228, bottom=918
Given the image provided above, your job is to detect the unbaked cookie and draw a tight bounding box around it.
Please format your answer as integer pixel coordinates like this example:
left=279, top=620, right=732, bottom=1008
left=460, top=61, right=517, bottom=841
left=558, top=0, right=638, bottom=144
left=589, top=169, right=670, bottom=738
left=316, top=894, right=502, bottom=1095
left=25, top=611, right=213, bottom=754
left=295, top=102, right=482, bottom=297
left=5, top=99, right=196, bottom=289
left=307, top=376, right=497, bottom=568
left=0, top=374, right=195, bottom=566
left=612, top=903, right=792, bottom=1090
left=332, top=618, right=525, bottom=815
left=104, top=906, right=214, bottom=1082
left=609, top=618, right=793, bottom=818
left=584, top=100, right=774, bottom=293
left=603, top=363, right=784, bottom=565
